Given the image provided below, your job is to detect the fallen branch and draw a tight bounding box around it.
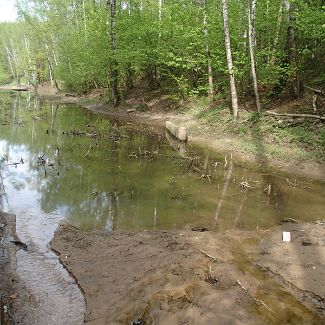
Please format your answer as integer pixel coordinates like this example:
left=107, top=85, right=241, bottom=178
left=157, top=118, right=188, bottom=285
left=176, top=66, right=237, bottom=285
left=236, top=280, right=279, bottom=317
left=266, top=111, right=325, bottom=121
left=305, top=85, right=325, bottom=96
left=199, top=250, right=217, bottom=261
left=83, top=144, right=92, bottom=159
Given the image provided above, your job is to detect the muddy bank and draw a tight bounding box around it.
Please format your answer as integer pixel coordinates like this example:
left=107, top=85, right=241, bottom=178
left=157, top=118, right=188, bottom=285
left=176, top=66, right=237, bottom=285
left=249, top=222, right=325, bottom=315
left=0, top=211, right=32, bottom=324
left=51, top=224, right=324, bottom=324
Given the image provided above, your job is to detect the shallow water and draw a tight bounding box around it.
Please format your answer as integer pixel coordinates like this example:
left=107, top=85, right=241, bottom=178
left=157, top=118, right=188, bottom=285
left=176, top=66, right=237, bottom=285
left=0, top=91, right=324, bottom=323
left=0, top=92, right=324, bottom=233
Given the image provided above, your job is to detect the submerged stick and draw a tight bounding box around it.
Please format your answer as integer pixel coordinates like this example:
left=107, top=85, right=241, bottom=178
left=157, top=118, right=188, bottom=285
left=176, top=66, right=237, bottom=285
left=84, top=144, right=92, bottom=159
left=236, top=280, right=279, bottom=317
left=200, top=250, right=217, bottom=261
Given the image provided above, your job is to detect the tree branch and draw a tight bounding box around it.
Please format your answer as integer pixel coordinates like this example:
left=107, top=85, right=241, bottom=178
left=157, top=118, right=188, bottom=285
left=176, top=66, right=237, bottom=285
left=265, top=111, right=325, bottom=121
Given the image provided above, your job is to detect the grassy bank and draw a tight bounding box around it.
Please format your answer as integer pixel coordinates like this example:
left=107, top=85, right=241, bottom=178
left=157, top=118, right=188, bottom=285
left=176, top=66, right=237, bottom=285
left=185, top=99, right=325, bottom=163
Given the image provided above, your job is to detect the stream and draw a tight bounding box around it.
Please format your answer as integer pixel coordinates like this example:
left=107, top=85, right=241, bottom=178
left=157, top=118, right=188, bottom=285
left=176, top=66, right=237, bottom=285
left=0, top=91, right=324, bottom=324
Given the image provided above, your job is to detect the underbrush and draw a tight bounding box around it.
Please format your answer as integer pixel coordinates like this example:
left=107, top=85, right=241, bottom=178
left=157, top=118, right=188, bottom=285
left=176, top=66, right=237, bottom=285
left=186, top=99, right=325, bottom=162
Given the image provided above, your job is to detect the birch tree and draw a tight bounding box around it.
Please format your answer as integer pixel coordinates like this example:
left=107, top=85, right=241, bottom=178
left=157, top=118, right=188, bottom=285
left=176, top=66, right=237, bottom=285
left=221, top=0, right=238, bottom=119
left=203, top=0, right=213, bottom=103
left=247, top=0, right=261, bottom=112
left=270, top=1, right=283, bottom=65
left=196, top=0, right=214, bottom=102
left=108, top=0, right=119, bottom=105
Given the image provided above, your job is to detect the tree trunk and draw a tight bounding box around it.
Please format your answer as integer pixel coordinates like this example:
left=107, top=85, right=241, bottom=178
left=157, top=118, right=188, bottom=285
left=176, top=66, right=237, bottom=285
left=283, top=0, right=302, bottom=97
left=108, top=0, right=119, bottom=106
left=5, top=45, right=16, bottom=82
left=158, top=0, right=162, bottom=22
left=82, top=0, right=88, bottom=42
left=221, top=0, right=238, bottom=118
left=247, top=0, right=261, bottom=112
left=203, top=0, right=214, bottom=103
left=45, top=41, right=60, bottom=90
left=197, top=0, right=214, bottom=102
left=270, top=1, right=283, bottom=65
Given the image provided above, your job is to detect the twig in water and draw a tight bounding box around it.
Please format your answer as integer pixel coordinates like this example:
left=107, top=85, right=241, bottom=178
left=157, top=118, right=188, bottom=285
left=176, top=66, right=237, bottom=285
left=236, top=280, right=279, bottom=317
left=200, top=250, right=217, bottom=262
left=84, top=144, right=92, bottom=159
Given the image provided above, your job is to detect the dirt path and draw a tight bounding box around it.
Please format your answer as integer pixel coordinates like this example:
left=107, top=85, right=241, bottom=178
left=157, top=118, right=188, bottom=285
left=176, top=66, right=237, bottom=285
left=51, top=224, right=324, bottom=324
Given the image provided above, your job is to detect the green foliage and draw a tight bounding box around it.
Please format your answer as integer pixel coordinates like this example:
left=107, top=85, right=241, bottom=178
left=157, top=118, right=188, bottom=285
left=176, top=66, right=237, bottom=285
left=0, top=0, right=322, bottom=103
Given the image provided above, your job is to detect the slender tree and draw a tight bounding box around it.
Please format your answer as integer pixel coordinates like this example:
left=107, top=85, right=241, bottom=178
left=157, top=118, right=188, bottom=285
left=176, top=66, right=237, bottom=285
left=203, top=0, right=214, bottom=103
left=270, top=1, right=283, bottom=65
left=108, top=0, right=119, bottom=105
left=247, top=0, right=261, bottom=112
left=221, top=0, right=238, bottom=118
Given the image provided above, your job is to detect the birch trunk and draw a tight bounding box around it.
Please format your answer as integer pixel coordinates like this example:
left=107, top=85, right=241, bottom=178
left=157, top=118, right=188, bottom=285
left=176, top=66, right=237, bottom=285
left=283, top=0, right=301, bottom=97
left=221, top=0, right=238, bottom=118
left=5, top=44, right=18, bottom=84
left=158, top=0, right=162, bottom=22
left=23, top=35, right=37, bottom=85
left=45, top=41, right=60, bottom=90
left=197, top=0, right=214, bottom=102
left=270, top=1, right=283, bottom=65
left=247, top=0, right=261, bottom=112
left=82, top=0, right=88, bottom=42
left=108, top=0, right=119, bottom=106
left=203, top=0, right=214, bottom=103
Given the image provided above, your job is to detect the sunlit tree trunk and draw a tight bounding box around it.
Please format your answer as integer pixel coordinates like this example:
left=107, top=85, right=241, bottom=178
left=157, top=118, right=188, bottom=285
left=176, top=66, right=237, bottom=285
left=283, top=0, right=302, bottom=97
left=203, top=0, right=214, bottom=103
left=221, top=0, right=238, bottom=119
left=247, top=0, right=261, bottom=112
left=197, top=0, right=214, bottom=102
left=270, top=1, right=283, bottom=65
left=108, top=0, right=119, bottom=105
left=45, top=41, right=60, bottom=90
left=158, top=0, right=162, bottom=22
left=5, top=43, right=18, bottom=84
left=82, top=0, right=88, bottom=42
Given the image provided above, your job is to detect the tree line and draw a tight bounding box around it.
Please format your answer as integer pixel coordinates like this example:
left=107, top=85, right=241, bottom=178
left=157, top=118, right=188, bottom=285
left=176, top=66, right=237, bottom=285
left=0, top=0, right=324, bottom=117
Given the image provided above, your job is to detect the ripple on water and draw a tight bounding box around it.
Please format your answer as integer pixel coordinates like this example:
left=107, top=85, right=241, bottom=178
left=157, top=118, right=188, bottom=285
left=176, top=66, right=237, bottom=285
left=15, top=210, right=85, bottom=325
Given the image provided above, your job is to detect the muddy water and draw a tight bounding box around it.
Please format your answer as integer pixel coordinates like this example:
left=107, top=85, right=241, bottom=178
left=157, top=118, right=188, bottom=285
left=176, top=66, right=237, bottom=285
left=0, top=92, right=325, bottom=322
left=1, top=93, right=324, bottom=232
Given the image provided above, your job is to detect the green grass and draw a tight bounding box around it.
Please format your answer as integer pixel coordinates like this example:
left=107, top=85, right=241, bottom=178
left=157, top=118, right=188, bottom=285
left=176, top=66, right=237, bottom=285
left=184, top=98, right=325, bottom=163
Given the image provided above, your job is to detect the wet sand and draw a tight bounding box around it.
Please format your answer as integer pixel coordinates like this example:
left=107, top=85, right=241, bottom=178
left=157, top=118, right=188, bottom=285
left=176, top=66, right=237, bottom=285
left=251, top=222, right=325, bottom=315
left=51, top=223, right=325, bottom=324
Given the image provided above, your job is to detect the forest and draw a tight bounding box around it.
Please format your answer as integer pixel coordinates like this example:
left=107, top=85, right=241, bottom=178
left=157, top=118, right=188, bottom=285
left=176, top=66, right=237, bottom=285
left=0, top=0, right=324, bottom=117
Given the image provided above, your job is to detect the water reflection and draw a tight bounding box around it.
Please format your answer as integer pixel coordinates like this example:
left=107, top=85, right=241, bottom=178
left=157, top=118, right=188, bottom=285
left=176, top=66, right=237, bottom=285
left=0, top=92, right=324, bottom=232
left=214, top=155, right=233, bottom=228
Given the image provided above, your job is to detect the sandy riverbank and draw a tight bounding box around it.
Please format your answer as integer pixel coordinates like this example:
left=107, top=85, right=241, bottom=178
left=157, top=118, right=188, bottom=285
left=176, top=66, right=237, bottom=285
left=50, top=222, right=325, bottom=324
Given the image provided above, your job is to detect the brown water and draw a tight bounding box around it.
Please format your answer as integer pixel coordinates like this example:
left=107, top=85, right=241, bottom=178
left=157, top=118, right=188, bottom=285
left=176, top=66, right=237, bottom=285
left=0, top=91, right=324, bottom=323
